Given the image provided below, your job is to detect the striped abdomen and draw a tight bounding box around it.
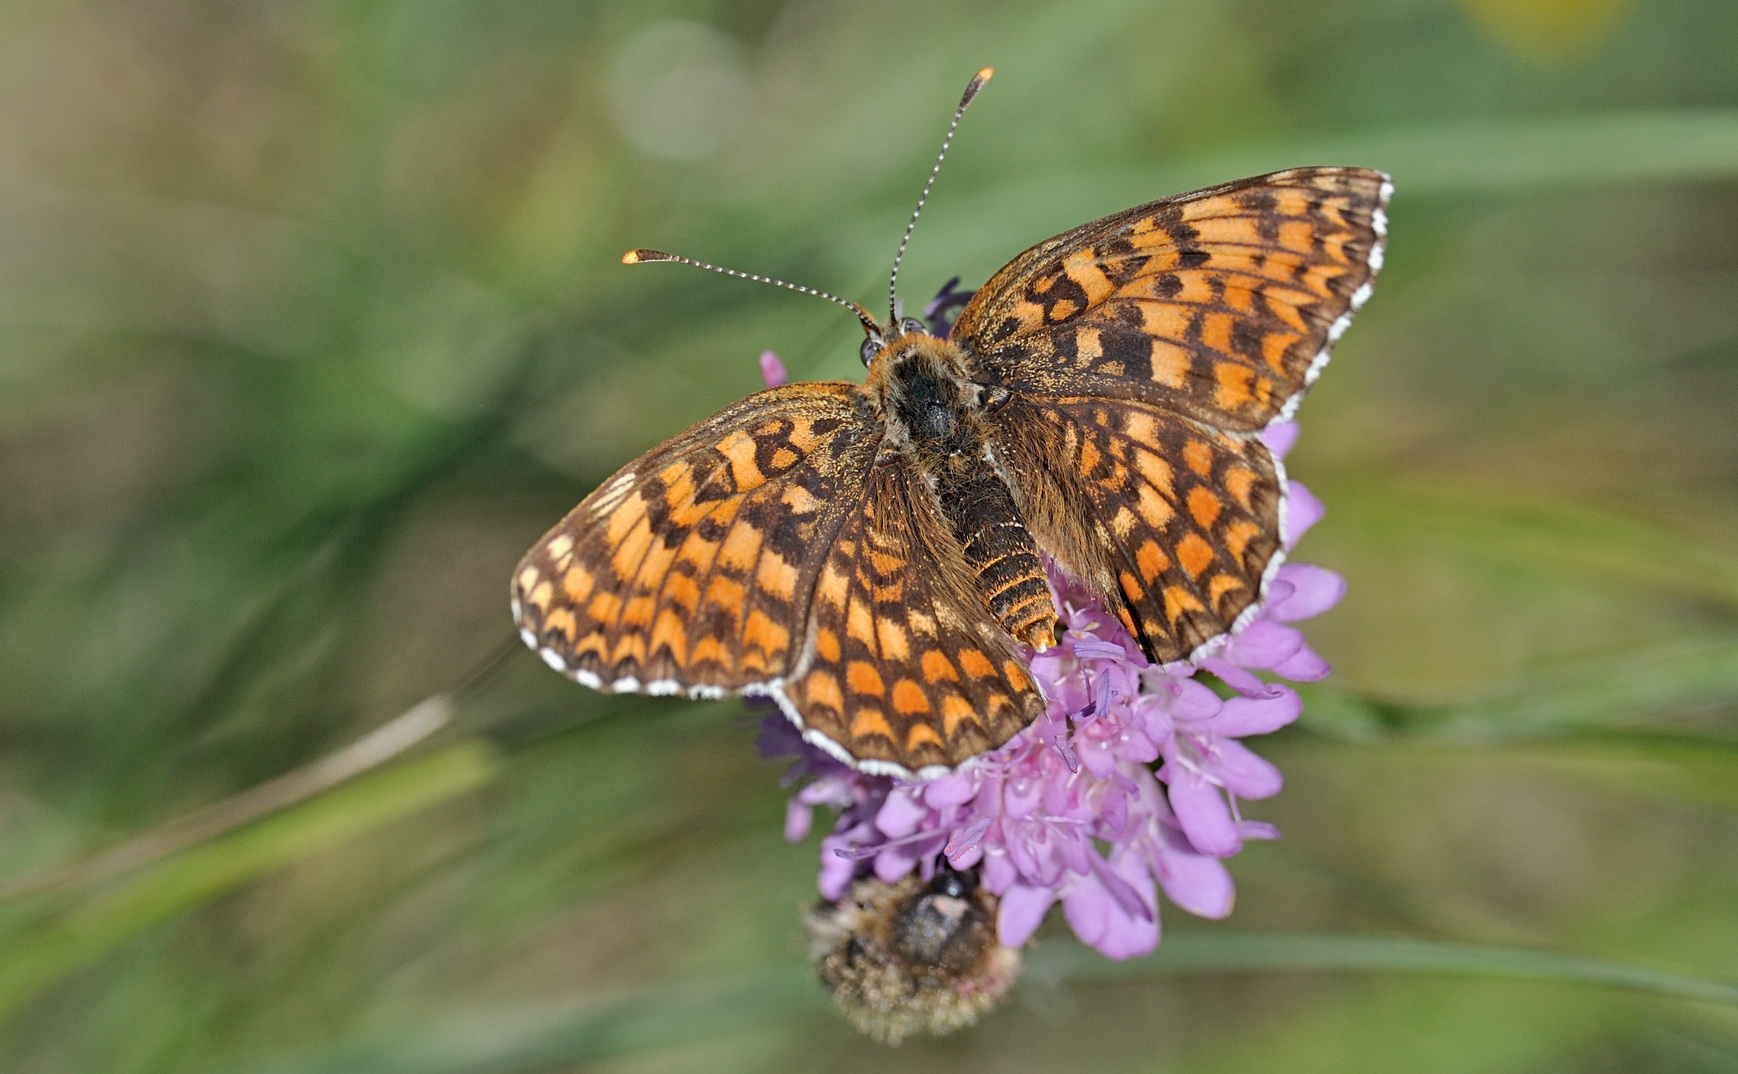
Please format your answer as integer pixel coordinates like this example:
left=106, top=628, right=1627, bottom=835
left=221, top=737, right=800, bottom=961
left=933, top=463, right=1056, bottom=650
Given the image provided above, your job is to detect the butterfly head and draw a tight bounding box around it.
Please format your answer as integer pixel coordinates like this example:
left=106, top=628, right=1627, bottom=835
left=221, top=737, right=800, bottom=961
left=864, top=331, right=984, bottom=458
left=858, top=316, right=933, bottom=367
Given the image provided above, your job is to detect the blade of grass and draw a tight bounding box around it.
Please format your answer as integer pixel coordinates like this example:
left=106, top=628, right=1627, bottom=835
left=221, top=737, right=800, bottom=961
left=0, top=739, right=499, bottom=1020
left=242, top=972, right=823, bottom=1074
left=217, top=932, right=1738, bottom=1074
left=841, top=109, right=1738, bottom=279
left=1031, top=931, right=1738, bottom=1007
left=1324, top=476, right=1738, bottom=613
left=1158, top=109, right=1738, bottom=199
left=1417, top=636, right=1738, bottom=740
left=1300, top=635, right=1738, bottom=742
left=0, top=696, right=455, bottom=904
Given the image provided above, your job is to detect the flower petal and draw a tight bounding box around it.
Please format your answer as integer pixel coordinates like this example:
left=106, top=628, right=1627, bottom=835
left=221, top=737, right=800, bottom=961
left=1165, top=767, right=1242, bottom=857
left=1165, top=677, right=1224, bottom=722
left=1135, top=696, right=1175, bottom=743
left=1152, top=826, right=1236, bottom=919
left=1113, top=724, right=1161, bottom=765
left=1096, top=780, right=1131, bottom=836
left=1094, top=854, right=1161, bottom=959
left=873, top=847, right=913, bottom=883
left=982, top=845, right=1016, bottom=894
left=1225, top=620, right=1304, bottom=670
left=923, top=772, right=978, bottom=808
left=1057, top=829, right=1095, bottom=877
left=998, top=883, right=1056, bottom=947
left=1202, top=658, right=1284, bottom=699
left=875, top=790, right=927, bottom=838
left=784, top=799, right=813, bottom=842
left=1211, top=738, right=1285, bottom=799
left=1210, top=688, right=1301, bottom=737
left=1273, top=644, right=1332, bottom=682
left=1090, top=852, right=1153, bottom=923
left=1266, top=564, right=1346, bottom=622
left=1077, top=727, right=1119, bottom=779
left=1284, top=482, right=1325, bottom=545
left=1062, top=873, right=1111, bottom=947
left=818, top=843, right=857, bottom=901
left=759, top=350, right=787, bottom=388
left=1238, top=819, right=1282, bottom=841
left=1262, top=420, right=1299, bottom=458
left=1008, top=824, right=1064, bottom=885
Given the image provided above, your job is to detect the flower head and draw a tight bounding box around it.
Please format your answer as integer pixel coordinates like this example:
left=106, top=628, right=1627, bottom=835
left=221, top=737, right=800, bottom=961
left=760, top=345, right=1341, bottom=960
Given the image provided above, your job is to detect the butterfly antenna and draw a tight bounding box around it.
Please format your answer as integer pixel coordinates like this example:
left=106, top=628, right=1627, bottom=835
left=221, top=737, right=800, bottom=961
left=887, top=66, right=993, bottom=327
left=623, top=249, right=880, bottom=337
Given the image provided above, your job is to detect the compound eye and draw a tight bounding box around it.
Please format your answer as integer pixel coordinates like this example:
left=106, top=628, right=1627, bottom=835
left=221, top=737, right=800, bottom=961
left=859, top=335, right=883, bottom=366
left=899, top=317, right=927, bottom=336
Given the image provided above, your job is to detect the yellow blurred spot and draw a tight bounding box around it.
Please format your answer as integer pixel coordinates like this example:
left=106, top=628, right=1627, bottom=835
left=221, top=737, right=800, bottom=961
left=1459, top=0, right=1632, bottom=60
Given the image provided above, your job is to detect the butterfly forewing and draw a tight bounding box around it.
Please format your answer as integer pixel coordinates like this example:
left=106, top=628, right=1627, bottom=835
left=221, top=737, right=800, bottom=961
left=785, top=465, right=1044, bottom=775
left=992, top=395, right=1282, bottom=664
left=513, top=383, right=881, bottom=695
left=955, top=167, right=1390, bottom=431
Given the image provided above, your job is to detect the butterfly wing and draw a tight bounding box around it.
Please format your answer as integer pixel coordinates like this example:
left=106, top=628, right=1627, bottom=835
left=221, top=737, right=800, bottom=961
left=990, top=393, right=1282, bottom=664
left=954, top=167, right=1390, bottom=431
left=512, top=380, right=1044, bottom=776
left=958, top=167, right=1387, bottom=664
left=512, top=382, right=882, bottom=697
left=783, top=462, right=1046, bottom=777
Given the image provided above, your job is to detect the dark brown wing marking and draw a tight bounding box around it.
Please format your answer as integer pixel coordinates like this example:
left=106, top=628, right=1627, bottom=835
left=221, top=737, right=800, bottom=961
left=992, top=394, right=1284, bottom=664
left=512, top=383, right=881, bottom=696
left=954, top=167, right=1390, bottom=431
left=786, top=464, right=1046, bottom=776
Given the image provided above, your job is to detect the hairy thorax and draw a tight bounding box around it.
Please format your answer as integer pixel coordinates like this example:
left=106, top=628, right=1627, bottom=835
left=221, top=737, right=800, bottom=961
left=865, top=334, right=1056, bottom=650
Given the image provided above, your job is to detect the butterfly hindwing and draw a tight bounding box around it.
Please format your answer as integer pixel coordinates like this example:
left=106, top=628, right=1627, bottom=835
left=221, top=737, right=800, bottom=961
left=992, top=394, right=1283, bottom=664
left=786, top=463, right=1045, bottom=775
left=955, top=167, right=1390, bottom=431
left=512, top=383, right=881, bottom=695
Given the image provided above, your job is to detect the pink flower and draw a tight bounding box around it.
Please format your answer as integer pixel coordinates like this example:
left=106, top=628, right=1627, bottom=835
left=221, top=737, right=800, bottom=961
left=758, top=349, right=1343, bottom=961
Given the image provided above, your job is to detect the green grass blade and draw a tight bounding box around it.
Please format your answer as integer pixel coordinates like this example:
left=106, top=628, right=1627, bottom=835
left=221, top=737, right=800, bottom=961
left=217, top=931, right=1738, bottom=1074
left=0, top=742, right=499, bottom=1019
left=1032, top=931, right=1738, bottom=1007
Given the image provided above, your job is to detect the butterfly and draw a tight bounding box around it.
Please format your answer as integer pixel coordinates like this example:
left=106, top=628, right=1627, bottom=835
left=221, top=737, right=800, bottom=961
left=512, top=74, right=1390, bottom=779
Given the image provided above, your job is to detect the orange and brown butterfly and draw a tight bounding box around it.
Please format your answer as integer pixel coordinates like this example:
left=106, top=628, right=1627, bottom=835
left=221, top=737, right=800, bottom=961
left=511, top=68, right=1390, bottom=778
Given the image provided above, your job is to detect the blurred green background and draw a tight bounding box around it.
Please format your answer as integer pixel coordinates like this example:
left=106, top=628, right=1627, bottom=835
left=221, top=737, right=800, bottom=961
left=1, top=0, right=1736, bottom=1070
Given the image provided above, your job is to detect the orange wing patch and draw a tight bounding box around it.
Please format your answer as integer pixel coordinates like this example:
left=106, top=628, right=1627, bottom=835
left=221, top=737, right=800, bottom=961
left=954, top=167, right=1390, bottom=432
left=512, top=383, right=880, bottom=696
left=785, top=467, right=1046, bottom=776
left=992, top=395, right=1284, bottom=664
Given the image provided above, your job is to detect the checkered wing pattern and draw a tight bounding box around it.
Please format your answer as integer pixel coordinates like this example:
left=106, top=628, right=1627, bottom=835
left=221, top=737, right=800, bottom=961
left=955, top=167, right=1390, bottom=431
left=785, top=464, right=1045, bottom=774
left=512, top=383, right=881, bottom=696
left=992, top=394, right=1283, bottom=664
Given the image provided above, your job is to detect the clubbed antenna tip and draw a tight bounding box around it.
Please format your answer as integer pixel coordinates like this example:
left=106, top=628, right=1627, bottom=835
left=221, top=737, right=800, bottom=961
left=888, top=67, right=995, bottom=327
left=621, top=248, right=879, bottom=335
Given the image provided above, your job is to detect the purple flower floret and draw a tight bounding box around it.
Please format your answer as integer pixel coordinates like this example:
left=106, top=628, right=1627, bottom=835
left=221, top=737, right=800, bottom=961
left=756, top=351, right=1344, bottom=960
